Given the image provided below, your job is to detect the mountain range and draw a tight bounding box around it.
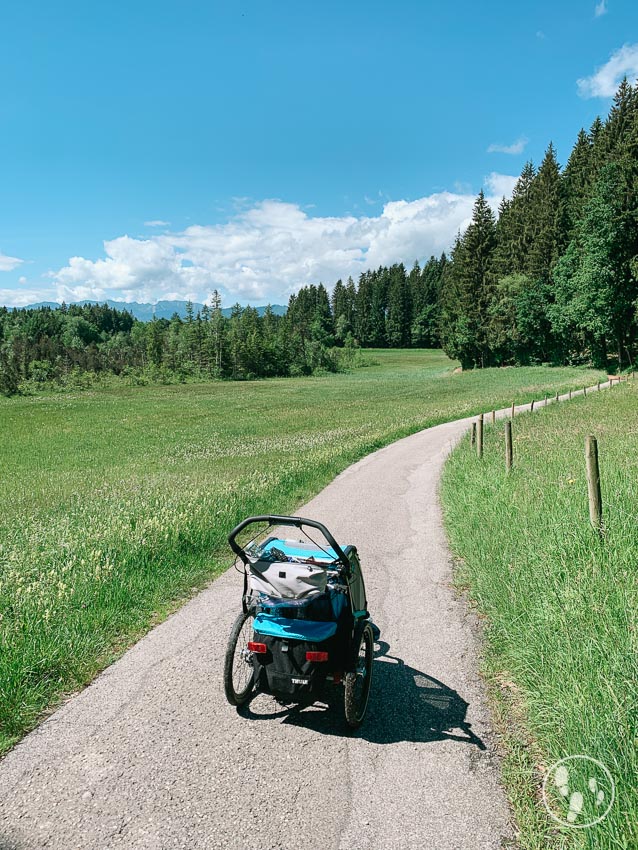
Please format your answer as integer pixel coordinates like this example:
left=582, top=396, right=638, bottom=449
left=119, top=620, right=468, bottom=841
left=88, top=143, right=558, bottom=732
left=15, top=300, right=287, bottom=321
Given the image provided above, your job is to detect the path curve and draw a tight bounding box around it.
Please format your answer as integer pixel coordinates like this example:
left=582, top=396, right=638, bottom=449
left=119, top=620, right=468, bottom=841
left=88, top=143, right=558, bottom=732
left=0, top=384, right=609, bottom=850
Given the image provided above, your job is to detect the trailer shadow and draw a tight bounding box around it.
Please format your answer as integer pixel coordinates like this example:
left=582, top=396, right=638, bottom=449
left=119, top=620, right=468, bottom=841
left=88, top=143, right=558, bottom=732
left=239, top=640, right=485, bottom=749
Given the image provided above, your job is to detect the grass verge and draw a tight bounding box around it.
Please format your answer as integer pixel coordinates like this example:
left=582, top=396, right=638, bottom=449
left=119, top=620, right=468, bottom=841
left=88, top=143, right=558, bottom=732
left=441, top=380, right=638, bottom=849
left=0, top=351, right=603, bottom=754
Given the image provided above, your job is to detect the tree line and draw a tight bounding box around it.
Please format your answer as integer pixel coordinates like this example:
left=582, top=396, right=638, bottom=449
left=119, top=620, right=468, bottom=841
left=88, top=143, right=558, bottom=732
left=0, top=257, right=446, bottom=394
left=439, top=78, right=638, bottom=370
left=0, top=297, right=327, bottom=394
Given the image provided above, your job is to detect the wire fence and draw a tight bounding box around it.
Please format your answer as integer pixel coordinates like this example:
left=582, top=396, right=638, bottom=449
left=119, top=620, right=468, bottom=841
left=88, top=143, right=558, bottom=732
left=468, top=374, right=635, bottom=536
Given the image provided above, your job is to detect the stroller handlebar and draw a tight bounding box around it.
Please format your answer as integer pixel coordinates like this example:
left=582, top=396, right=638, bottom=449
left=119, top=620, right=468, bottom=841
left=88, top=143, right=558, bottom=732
left=228, top=515, right=350, bottom=567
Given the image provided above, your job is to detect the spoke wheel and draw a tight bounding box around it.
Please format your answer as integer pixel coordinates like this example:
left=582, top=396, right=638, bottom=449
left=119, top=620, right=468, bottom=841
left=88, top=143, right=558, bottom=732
left=223, top=609, right=256, bottom=706
left=344, top=621, right=374, bottom=728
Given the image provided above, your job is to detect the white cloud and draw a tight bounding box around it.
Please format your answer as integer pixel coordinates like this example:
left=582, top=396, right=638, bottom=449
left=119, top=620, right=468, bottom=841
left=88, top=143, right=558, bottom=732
left=487, top=137, right=528, bottom=155
left=578, top=43, right=638, bottom=98
left=44, top=187, right=516, bottom=307
left=484, top=172, right=519, bottom=199
left=144, top=220, right=171, bottom=227
left=0, top=288, right=54, bottom=307
left=0, top=252, right=23, bottom=272
left=595, top=0, right=607, bottom=17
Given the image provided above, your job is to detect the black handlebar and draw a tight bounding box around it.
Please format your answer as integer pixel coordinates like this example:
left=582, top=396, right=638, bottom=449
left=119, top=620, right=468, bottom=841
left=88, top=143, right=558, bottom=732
left=228, top=515, right=349, bottom=567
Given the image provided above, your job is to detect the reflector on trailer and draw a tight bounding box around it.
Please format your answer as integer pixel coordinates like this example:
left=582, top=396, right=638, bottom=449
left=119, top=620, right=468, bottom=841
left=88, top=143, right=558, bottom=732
left=306, top=651, right=329, bottom=662
left=248, top=641, right=267, bottom=654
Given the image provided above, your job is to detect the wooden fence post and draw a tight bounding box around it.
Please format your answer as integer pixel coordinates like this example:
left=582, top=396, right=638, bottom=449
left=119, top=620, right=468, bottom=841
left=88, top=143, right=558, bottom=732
left=545, top=393, right=548, bottom=406
left=530, top=399, right=535, bottom=412
left=505, top=420, right=513, bottom=471
left=477, top=414, right=484, bottom=459
left=597, top=381, right=600, bottom=391
left=492, top=410, right=496, bottom=425
left=585, top=435, right=603, bottom=534
left=471, top=422, right=476, bottom=447
left=555, top=391, right=559, bottom=402
left=583, top=385, right=587, bottom=397
left=511, top=401, right=515, bottom=419
left=569, top=389, right=572, bottom=400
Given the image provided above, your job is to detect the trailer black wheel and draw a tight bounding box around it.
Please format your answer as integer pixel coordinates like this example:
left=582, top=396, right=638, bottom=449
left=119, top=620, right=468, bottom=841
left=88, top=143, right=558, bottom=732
left=223, top=609, right=256, bottom=706
left=344, top=621, right=374, bottom=728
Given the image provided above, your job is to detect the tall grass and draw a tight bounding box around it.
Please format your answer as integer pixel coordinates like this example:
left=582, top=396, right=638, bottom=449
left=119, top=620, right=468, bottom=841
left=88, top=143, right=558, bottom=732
left=0, top=351, right=603, bottom=754
left=441, top=381, right=638, bottom=849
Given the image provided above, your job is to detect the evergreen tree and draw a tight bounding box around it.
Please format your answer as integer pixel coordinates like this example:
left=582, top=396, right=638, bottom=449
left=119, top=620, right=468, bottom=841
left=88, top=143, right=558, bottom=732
left=525, top=143, right=566, bottom=284
left=311, top=283, right=334, bottom=346
left=563, top=129, right=595, bottom=234
left=369, top=268, right=389, bottom=347
left=165, top=314, right=183, bottom=374
left=146, top=318, right=164, bottom=367
left=440, top=192, right=497, bottom=368
left=345, top=276, right=357, bottom=332
left=599, top=77, right=637, bottom=161
left=411, top=255, right=445, bottom=346
left=208, top=290, right=226, bottom=377
left=261, top=305, right=285, bottom=376
left=354, top=271, right=374, bottom=346
left=553, top=161, right=638, bottom=368
left=491, top=161, right=537, bottom=282
left=385, top=263, right=411, bottom=347
left=331, top=278, right=347, bottom=342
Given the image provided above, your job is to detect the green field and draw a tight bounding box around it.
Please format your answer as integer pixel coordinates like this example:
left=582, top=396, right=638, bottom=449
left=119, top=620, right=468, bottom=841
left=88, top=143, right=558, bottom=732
left=0, top=350, right=604, bottom=754
left=441, top=381, right=638, bottom=849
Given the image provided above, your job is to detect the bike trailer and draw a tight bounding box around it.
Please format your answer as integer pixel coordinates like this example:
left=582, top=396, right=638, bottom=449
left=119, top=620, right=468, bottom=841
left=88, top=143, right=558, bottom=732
left=225, top=515, right=375, bottom=727
left=248, top=539, right=352, bottom=697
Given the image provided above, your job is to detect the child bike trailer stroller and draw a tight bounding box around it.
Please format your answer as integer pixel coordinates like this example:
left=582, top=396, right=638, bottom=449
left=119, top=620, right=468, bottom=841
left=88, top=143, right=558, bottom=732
left=224, top=515, right=375, bottom=728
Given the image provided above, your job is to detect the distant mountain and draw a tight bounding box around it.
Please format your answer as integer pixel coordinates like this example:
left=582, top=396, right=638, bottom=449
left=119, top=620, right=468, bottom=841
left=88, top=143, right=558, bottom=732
left=23, top=301, right=61, bottom=310
left=16, top=299, right=287, bottom=321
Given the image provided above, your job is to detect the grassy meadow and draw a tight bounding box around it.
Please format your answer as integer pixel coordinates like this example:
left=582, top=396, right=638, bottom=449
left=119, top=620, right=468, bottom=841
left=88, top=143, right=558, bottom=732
left=441, top=380, right=638, bottom=849
left=0, top=350, right=604, bottom=754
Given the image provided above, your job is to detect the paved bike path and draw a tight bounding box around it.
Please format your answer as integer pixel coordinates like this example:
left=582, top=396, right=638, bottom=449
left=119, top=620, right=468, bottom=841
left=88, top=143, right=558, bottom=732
left=2, top=390, right=600, bottom=849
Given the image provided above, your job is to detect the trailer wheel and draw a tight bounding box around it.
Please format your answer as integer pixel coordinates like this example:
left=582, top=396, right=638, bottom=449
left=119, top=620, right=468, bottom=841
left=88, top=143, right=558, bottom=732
left=344, top=621, right=374, bottom=728
left=223, top=609, right=256, bottom=706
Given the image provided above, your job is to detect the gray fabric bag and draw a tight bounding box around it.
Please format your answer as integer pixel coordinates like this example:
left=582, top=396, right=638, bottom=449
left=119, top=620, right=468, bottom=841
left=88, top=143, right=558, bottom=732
left=248, top=559, right=327, bottom=599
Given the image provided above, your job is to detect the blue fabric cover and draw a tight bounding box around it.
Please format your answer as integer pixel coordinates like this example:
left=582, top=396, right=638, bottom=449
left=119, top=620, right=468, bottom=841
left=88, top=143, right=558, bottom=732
left=253, top=614, right=338, bottom=642
left=261, top=538, right=338, bottom=561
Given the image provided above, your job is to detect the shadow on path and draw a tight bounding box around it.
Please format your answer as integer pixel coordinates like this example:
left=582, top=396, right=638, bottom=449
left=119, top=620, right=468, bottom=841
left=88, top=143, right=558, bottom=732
left=241, top=641, right=485, bottom=749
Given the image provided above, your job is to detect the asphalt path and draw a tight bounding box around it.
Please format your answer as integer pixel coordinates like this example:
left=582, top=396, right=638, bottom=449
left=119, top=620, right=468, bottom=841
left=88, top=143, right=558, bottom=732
left=0, top=385, right=607, bottom=849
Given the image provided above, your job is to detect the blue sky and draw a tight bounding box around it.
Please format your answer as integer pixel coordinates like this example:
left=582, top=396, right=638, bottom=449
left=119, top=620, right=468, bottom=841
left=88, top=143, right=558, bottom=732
left=1, top=0, right=637, bottom=307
